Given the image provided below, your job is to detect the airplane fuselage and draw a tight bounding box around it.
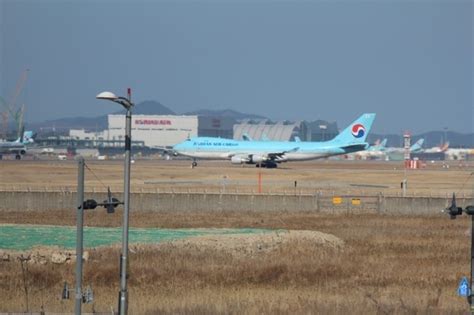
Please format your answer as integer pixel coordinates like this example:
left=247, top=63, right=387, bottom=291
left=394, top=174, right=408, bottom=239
left=172, top=113, right=376, bottom=167
left=175, top=138, right=356, bottom=162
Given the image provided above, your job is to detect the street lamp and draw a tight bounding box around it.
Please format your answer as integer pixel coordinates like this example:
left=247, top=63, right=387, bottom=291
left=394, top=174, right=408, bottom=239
left=96, top=89, right=133, bottom=315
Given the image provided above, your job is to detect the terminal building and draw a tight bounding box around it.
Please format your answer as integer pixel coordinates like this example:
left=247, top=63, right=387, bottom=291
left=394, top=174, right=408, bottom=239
left=70, top=116, right=339, bottom=147
left=69, top=114, right=235, bottom=148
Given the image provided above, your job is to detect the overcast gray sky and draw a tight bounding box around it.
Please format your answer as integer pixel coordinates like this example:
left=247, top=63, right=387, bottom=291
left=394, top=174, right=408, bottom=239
left=1, top=0, right=472, bottom=134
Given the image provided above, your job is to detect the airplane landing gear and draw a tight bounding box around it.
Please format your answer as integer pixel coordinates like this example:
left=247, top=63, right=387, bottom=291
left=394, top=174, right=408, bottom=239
left=191, top=160, right=197, bottom=168
left=15, top=154, right=21, bottom=160
left=256, top=162, right=277, bottom=168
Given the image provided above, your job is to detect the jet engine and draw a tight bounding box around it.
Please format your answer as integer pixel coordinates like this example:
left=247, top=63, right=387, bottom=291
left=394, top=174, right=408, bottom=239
left=249, top=155, right=268, bottom=164
left=231, top=155, right=249, bottom=164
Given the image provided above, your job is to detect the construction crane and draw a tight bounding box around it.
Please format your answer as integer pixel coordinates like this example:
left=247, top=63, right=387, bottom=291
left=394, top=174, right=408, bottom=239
left=1, top=69, right=29, bottom=139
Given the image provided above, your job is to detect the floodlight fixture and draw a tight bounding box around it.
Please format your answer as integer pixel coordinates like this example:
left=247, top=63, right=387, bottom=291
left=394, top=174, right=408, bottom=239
left=96, top=91, right=133, bottom=110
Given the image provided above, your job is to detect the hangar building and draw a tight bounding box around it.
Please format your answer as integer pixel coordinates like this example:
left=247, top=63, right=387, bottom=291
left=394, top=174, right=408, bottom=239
left=70, top=114, right=235, bottom=148
left=234, top=119, right=338, bottom=142
left=108, top=115, right=198, bottom=147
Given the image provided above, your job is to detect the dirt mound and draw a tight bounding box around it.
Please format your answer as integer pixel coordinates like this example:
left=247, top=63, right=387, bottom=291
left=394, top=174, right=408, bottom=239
left=0, top=246, right=87, bottom=265
left=162, top=230, right=344, bottom=258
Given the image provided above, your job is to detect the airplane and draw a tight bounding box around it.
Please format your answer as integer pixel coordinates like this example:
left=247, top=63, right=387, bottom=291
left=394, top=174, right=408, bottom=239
left=385, top=138, right=425, bottom=154
left=0, top=130, right=35, bottom=160
left=173, top=113, right=376, bottom=168
left=352, top=138, right=387, bottom=160
left=368, top=138, right=387, bottom=152
left=424, top=141, right=449, bottom=153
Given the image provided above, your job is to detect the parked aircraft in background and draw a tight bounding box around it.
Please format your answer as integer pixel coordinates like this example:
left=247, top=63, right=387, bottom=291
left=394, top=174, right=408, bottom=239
left=173, top=113, right=376, bottom=168
left=385, top=138, right=425, bottom=154
left=424, top=141, right=449, bottom=153
left=0, top=131, right=35, bottom=160
left=409, top=138, right=425, bottom=153
left=369, top=138, right=387, bottom=152
left=354, top=138, right=387, bottom=159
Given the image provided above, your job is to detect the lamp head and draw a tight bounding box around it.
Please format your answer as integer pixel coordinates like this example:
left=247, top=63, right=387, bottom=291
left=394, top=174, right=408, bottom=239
left=96, top=91, right=133, bottom=110
left=96, top=91, right=118, bottom=101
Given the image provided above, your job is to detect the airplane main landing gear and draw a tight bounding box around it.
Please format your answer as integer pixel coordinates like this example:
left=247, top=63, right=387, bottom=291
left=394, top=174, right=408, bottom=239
left=191, top=160, right=197, bottom=168
left=15, top=154, right=21, bottom=160
left=256, top=162, right=277, bottom=168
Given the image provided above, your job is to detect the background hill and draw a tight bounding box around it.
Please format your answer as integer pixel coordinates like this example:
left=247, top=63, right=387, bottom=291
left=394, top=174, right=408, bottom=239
left=28, top=100, right=175, bottom=133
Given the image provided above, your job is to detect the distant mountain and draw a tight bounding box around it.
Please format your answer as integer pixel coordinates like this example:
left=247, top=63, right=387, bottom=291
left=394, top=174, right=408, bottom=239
left=183, top=109, right=267, bottom=120
left=29, top=100, right=176, bottom=135
left=115, top=100, right=176, bottom=115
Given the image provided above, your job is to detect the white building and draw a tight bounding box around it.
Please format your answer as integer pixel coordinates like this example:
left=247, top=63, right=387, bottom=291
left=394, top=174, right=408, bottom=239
left=70, top=115, right=198, bottom=148
left=108, top=115, right=198, bottom=147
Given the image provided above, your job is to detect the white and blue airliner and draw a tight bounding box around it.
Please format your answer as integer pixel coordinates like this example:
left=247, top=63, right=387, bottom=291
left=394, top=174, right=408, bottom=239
left=173, top=113, right=376, bottom=168
left=0, top=130, right=35, bottom=160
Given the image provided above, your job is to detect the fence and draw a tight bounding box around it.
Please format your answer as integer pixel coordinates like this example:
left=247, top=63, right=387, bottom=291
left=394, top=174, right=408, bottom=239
left=1, top=190, right=472, bottom=215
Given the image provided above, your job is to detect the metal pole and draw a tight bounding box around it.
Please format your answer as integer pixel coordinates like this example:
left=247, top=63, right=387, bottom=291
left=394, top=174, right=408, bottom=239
left=118, top=100, right=132, bottom=315
left=75, top=156, right=85, bottom=315
left=470, top=214, right=474, bottom=312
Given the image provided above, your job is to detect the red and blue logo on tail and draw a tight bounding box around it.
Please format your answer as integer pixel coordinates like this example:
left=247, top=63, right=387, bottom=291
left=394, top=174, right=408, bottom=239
left=351, top=124, right=366, bottom=138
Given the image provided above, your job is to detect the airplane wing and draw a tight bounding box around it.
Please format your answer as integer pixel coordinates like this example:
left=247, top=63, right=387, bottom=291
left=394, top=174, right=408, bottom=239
left=229, top=147, right=299, bottom=164
left=340, top=143, right=369, bottom=153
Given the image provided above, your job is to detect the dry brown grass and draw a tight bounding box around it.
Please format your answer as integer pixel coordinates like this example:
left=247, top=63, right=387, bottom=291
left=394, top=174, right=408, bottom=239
left=0, top=211, right=470, bottom=314
left=0, top=159, right=472, bottom=196
left=1, top=159, right=472, bottom=313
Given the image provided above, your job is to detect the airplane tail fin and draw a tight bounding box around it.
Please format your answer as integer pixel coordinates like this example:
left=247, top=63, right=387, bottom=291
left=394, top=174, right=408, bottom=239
left=380, top=138, right=387, bottom=148
left=410, top=138, right=424, bottom=152
left=242, top=133, right=253, bottom=141
left=22, top=131, right=35, bottom=144
left=440, top=142, right=449, bottom=152
left=15, top=130, right=35, bottom=144
left=331, top=113, right=376, bottom=145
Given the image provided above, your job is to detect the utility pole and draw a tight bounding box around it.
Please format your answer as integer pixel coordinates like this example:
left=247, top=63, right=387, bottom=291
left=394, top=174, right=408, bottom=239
left=75, top=157, right=85, bottom=315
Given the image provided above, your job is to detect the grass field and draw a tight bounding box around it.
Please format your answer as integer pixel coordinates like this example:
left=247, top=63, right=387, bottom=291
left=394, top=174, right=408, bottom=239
left=0, top=159, right=473, bottom=313
left=0, top=159, right=472, bottom=196
left=0, top=211, right=472, bottom=314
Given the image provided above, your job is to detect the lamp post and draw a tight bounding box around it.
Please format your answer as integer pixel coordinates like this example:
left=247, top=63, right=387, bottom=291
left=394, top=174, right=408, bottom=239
left=96, top=89, right=133, bottom=315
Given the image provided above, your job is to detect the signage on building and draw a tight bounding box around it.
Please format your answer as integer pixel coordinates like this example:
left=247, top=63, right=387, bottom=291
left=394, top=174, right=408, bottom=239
left=135, top=119, right=172, bottom=126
